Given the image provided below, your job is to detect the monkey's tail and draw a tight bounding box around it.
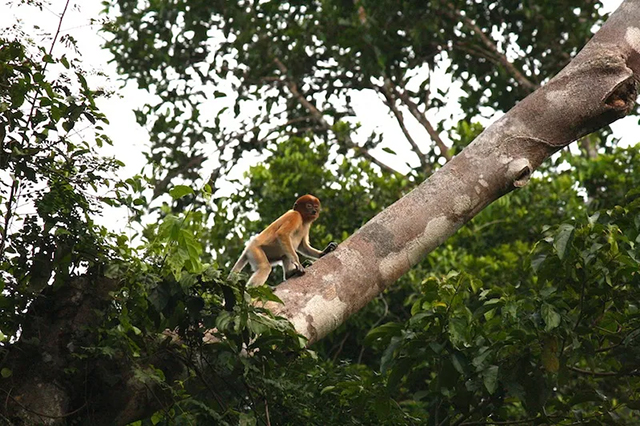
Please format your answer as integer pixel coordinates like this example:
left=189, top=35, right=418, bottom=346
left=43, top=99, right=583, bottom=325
left=228, top=252, right=248, bottom=279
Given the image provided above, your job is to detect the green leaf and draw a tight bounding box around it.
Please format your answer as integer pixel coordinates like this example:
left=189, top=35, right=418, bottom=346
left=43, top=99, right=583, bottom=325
left=380, top=336, right=402, bottom=374
left=387, top=357, right=412, bottom=389
left=448, top=317, right=468, bottom=347
left=320, top=385, right=335, bottom=395
left=553, top=223, right=574, bottom=260
left=381, top=147, right=396, bottom=155
left=451, top=352, right=467, bottom=375
left=169, top=185, right=194, bottom=200
left=541, top=303, right=561, bottom=331
left=472, top=348, right=492, bottom=369
left=364, top=322, right=402, bottom=346
left=1, top=368, right=12, bottom=378
left=483, top=365, right=499, bottom=394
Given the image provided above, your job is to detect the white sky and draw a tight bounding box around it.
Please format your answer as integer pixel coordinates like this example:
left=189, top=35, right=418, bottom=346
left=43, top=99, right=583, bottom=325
left=0, top=0, right=636, bottom=231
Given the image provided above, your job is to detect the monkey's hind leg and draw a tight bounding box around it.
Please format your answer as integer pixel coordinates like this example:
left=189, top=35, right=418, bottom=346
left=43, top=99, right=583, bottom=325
left=246, top=247, right=272, bottom=287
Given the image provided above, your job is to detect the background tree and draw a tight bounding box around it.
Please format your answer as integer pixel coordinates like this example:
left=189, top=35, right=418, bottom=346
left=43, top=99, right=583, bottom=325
left=1, top=1, right=639, bottom=425
left=102, top=0, right=610, bottom=196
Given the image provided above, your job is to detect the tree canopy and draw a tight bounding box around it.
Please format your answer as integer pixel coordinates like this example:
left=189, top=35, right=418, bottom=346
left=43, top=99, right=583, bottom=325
left=1, top=1, right=640, bottom=425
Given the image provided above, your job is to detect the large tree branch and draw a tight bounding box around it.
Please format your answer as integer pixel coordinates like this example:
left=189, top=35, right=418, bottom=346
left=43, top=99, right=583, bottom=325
left=266, top=1, right=640, bottom=345
left=273, top=58, right=404, bottom=176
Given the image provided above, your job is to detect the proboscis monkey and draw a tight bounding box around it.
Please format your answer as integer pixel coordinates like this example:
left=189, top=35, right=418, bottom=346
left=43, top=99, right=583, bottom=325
left=229, top=194, right=337, bottom=287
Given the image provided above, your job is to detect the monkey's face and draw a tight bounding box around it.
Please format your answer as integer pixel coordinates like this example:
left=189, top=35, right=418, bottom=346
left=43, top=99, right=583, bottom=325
left=304, top=201, right=321, bottom=220
left=294, top=194, right=321, bottom=221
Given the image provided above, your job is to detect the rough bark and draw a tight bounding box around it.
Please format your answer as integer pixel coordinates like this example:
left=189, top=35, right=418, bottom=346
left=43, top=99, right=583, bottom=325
left=267, top=1, right=640, bottom=345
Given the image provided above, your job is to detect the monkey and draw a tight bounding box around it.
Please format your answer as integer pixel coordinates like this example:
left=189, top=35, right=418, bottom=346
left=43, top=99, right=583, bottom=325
left=229, top=194, right=337, bottom=287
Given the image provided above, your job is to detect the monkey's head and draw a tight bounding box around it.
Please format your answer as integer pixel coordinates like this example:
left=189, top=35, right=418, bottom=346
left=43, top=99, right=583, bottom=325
left=294, top=194, right=321, bottom=222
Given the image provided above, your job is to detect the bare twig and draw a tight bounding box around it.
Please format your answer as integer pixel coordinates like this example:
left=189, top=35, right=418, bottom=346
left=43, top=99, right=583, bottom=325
left=392, top=84, right=452, bottom=161
left=377, top=82, right=429, bottom=170
left=331, top=332, right=350, bottom=362
left=0, top=180, right=17, bottom=260
left=568, top=366, right=640, bottom=377
left=26, top=0, right=72, bottom=123
left=263, top=396, right=271, bottom=426
left=357, top=295, right=388, bottom=364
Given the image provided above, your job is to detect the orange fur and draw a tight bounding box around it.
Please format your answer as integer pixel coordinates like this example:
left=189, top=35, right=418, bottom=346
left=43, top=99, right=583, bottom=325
left=230, top=194, right=336, bottom=286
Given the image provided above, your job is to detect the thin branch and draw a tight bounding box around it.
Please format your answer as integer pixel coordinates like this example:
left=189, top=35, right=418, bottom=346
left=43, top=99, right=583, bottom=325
left=0, top=0, right=71, bottom=259
left=273, top=58, right=328, bottom=127
left=178, top=352, right=227, bottom=412
left=579, top=134, right=598, bottom=159
left=0, top=180, right=17, bottom=259
left=568, top=366, right=640, bottom=377
left=460, top=416, right=552, bottom=426
left=26, top=0, right=72, bottom=123
left=153, top=111, right=308, bottom=200
left=357, top=295, right=389, bottom=364
left=447, top=5, right=538, bottom=92
left=273, top=58, right=403, bottom=176
left=242, top=379, right=269, bottom=426
left=392, top=84, right=452, bottom=161
left=331, top=332, right=350, bottom=362
left=594, top=324, right=640, bottom=353
left=377, top=82, right=429, bottom=170
left=264, top=396, right=271, bottom=426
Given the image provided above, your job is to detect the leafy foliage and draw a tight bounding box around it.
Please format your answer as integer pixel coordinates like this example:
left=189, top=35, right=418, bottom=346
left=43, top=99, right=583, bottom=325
left=367, top=189, right=640, bottom=423
left=0, top=32, right=126, bottom=338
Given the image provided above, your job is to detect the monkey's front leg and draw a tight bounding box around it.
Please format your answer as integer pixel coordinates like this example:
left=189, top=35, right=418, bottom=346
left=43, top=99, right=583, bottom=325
left=277, top=233, right=305, bottom=279
left=282, top=257, right=305, bottom=280
left=320, top=242, right=337, bottom=257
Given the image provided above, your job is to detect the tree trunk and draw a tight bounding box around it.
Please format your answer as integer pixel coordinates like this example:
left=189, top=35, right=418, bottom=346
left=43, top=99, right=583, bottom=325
left=267, top=0, right=640, bottom=345
left=0, top=277, right=186, bottom=426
